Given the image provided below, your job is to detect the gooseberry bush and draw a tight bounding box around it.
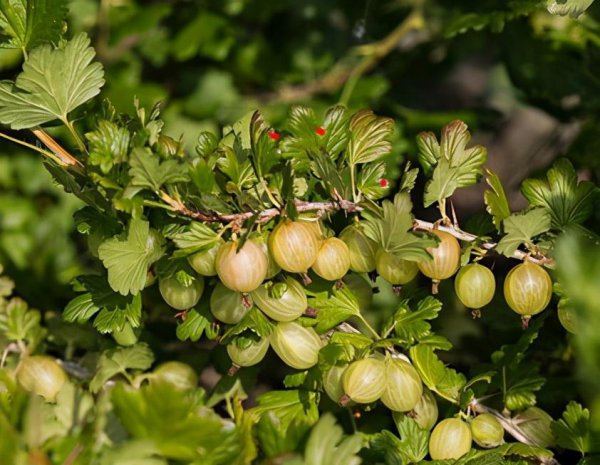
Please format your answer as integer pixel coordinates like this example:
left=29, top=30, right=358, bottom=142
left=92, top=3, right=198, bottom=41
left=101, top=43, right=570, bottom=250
left=0, top=3, right=599, bottom=465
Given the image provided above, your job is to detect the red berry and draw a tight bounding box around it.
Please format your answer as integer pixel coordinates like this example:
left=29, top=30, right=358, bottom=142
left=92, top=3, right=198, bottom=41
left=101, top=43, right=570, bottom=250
left=268, top=131, right=281, bottom=141
left=316, top=127, right=326, bottom=136
left=379, top=178, right=389, bottom=188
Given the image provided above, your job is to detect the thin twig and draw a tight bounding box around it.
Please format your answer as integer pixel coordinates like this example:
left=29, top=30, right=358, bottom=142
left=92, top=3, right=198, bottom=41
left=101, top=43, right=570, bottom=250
left=265, top=10, right=424, bottom=103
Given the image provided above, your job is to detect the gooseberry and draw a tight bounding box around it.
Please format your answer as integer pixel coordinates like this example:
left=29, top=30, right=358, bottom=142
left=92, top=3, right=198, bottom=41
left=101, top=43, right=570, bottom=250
left=187, top=238, right=223, bottom=276
left=112, top=321, right=140, bottom=346
left=515, top=407, right=555, bottom=448
left=159, top=275, right=204, bottom=310
left=340, top=224, right=378, bottom=273
left=311, top=237, right=351, bottom=281
left=152, top=361, right=198, bottom=391
left=210, top=282, right=250, bottom=324
left=215, top=240, right=268, bottom=293
left=342, top=357, right=386, bottom=404
left=269, top=321, right=321, bottom=370
left=323, top=364, right=348, bottom=403
left=375, top=249, right=418, bottom=285
left=17, top=355, right=67, bottom=402
left=454, top=263, right=496, bottom=317
left=393, top=387, right=438, bottom=431
left=418, top=230, right=461, bottom=294
left=471, top=413, right=504, bottom=448
left=227, top=337, right=269, bottom=367
left=504, top=262, right=552, bottom=322
left=269, top=220, right=319, bottom=273
left=251, top=277, right=307, bottom=321
left=429, top=418, right=472, bottom=460
left=381, top=357, right=423, bottom=412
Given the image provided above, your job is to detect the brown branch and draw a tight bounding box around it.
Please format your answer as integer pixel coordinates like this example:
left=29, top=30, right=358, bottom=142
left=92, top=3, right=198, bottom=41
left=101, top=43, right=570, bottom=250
left=265, top=10, right=425, bottom=103
left=163, top=195, right=554, bottom=266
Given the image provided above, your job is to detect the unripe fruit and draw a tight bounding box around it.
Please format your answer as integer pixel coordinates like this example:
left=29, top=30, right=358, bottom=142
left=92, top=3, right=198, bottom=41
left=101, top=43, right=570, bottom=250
left=187, top=239, right=223, bottom=276
left=227, top=337, right=269, bottom=367
left=159, top=276, right=204, bottom=310
left=323, top=365, right=348, bottom=403
left=471, top=413, right=504, bottom=448
left=381, top=357, right=423, bottom=412
left=254, top=236, right=281, bottom=279
left=311, top=237, right=351, bottom=281
left=454, top=263, right=496, bottom=316
left=216, top=240, right=268, bottom=293
left=340, top=225, right=378, bottom=273
left=269, top=220, right=319, bottom=273
left=342, top=357, right=386, bottom=404
left=209, top=282, right=249, bottom=324
left=558, top=304, right=577, bottom=334
left=418, top=230, right=461, bottom=294
left=504, top=262, right=552, bottom=319
left=342, top=273, right=373, bottom=312
left=375, top=249, right=419, bottom=285
left=299, top=219, right=324, bottom=242
left=153, top=361, right=198, bottom=391
left=429, top=418, right=472, bottom=460
left=112, top=322, right=140, bottom=346
left=17, top=355, right=67, bottom=401
left=269, top=322, right=321, bottom=370
left=251, top=277, right=307, bottom=321
left=393, top=387, right=438, bottom=431
left=515, top=407, right=555, bottom=448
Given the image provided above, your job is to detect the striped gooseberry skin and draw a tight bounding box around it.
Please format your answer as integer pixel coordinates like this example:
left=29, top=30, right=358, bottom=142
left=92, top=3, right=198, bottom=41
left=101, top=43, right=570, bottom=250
left=269, top=322, right=321, bottom=370
left=17, top=355, right=67, bottom=401
left=393, top=387, right=438, bottom=431
left=159, top=276, right=204, bottom=310
left=342, top=357, right=387, bottom=404
left=209, top=282, right=249, bottom=324
left=418, top=230, right=461, bottom=281
left=152, top=362, right=198, bottom=391
left=429, top=418, right=472, bottom=460
left=470, top=413, right=504, bottom=448
left=269, top=220, right=319, bottom=273
left=454, top=263, right=496, bottom=310
left=187, top=239, right=223, bottom=276
left=311, top=237, right=351, bottom=281
left=381, top=357, right=423, bottom=412
left=251, top=277, right=307, bottom=322
left=504, top=262, right=552, bottom=317
left=215, top=240, right=268, bottom=293
left=375, top=249, right=419, bottom=285
left=340, top=224, right=378, bottom=273
left=323, top=364, right=348, bottom=403
left=227, top=337, right=270, bottom=367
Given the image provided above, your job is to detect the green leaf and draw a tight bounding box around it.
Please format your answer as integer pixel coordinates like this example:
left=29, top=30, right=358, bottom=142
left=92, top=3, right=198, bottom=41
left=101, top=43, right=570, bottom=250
left=300, top=413, right=363, bottom=465
left=253, top=390, right=319, bottom=458
left=112, top=381, right=241, bottom=463
left=129, top=147, right=189, bottom=192
left=249, top=110, right=279, bottom=178
left=484, top=170, right=511, bottom=232
left=392, top=297, right=443, bottom=345
left=98, top=219, right=164, bottom=296
left=176, top=307, right=219, bottom=342
left=98, top=440, right=167, bottom=465
left=0, top=297, right=44, bottom=346
left=222, top=307, right=274, bottom=340
left=370, top=418, right=428, bottom=465
left=362, top=193, right=437, bottom=260
left=495, top=209, right=551, bottom=256
left=357, top=162, right=387, bottom=200
left=170, top=222, right=219, bottom=257
left=347, top=109, right=393, bottom=165
left=521, top=158, right=598, bottom=230
left=322, top=105, right=350, bottom=158
left=90, top=343, right=154, bottom=393
left=546, top=0, right=595, bottom=17
left=417, top=120, right=487, bottom=207
left=310, top=286, right=360, bottom=333
left=0, top=0, right=67, bottom=51
left=0, top=33, right=104, bottom=128
left=551, top=401, right=590, bottom=453
left=86, top=120, right=131, bottom=174
left=63, top=275, right=142, bottom=332
left=409, top=344, right=466, bottom=403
